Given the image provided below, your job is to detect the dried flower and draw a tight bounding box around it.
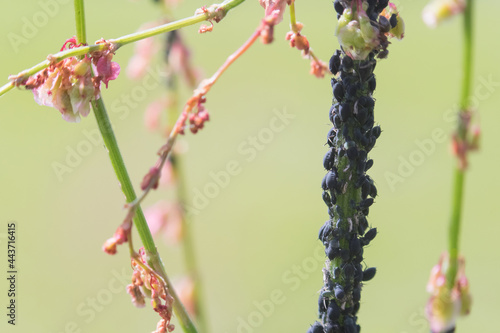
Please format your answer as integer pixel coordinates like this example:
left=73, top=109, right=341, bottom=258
left=423, top=0, right=466, bottom=28
left=309, top=59, right=328, bottom=78
left=426, top=253, right=472, bottom=333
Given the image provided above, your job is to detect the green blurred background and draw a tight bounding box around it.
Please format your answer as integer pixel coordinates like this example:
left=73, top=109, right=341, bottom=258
left=1, top=0, right=499, bottom=332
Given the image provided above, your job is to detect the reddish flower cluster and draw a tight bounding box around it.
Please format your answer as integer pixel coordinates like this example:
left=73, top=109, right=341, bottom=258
left=126, top=248, right=175, bottom=333
left=13, top=37, right=120, bottom=122
left=187, top=99, right=210, bottom=134
left=426, top=253, right=471, bottom=333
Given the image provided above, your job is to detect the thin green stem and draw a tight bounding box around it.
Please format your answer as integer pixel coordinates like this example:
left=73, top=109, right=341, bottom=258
left=175, top=157, right=208, bottom=332
left=446, top=0, right=474, bottom=290
left=91, top=97, right=198, bottom=333
left=289, top=1, right=297, bottom=30
left=74, top=0, right=87, bottom=45
left=459, top=0, right=473, bottom=112
left=0, top=0, right=246, bottom=97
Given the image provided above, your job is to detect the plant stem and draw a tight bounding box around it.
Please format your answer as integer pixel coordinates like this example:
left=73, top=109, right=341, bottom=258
left=74, top=0, right=86, bottom=45
left=91, top=97, right=198, bottom=333
left=446, top=0, right=474, bottom=291
left=0, top=0, right=247, bottom=97
left=174, top=156, right=208, bottom=333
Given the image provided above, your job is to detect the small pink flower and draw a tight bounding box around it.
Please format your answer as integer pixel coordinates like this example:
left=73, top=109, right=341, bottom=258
left=127, top=23, right=158, bottom=80
left=159, top=160, right=175, bottom=188
left=144, top=99, right=166, bottom=132
left=310, top=59, right=328, bottom=79
left=30, top=55, right=94, bottom=122
left=174, top=276, right=196, bottom=316
left=426, top=253, right=472, bottom=332
left=423, top=0, right=466, bottom=28
left=169, top=37, right=198, bottom=88
left=259, top=0, right=288, bottom=25
left=91, top=39, right=121, bottom=89
left=144, top=201, right=183, bottom=244
left=95, top=54, right=120, bottom=88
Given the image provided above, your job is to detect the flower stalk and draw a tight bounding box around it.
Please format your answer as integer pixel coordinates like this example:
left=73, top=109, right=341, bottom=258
left=448, top=1, right=473, bottom=289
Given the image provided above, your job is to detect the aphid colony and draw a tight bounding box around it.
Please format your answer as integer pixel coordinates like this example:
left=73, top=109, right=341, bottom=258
left=307, top=0, right=398, bottom=331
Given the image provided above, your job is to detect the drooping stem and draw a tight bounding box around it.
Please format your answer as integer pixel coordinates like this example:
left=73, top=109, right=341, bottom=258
left=91, top=97, right=199, bottom=333
left=446, top=0, right=474, bottom=291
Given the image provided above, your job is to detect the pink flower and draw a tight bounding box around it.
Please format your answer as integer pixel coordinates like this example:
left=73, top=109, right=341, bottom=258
left=174, top=276, right=196, bottom=316
left=91, top=39, right=121, bottom=89
left=30, top=56, right=94, bottom=123
left=95, top=54, right=120, bottom=88
left=144, top=201, right=183, bottom=244
left=127, top=23, right=158, bottom=80
left=259, top=0, right=288, bottom=25
left=423, top=0, right=466, bottom=28
left=426, top=253, right=472, bottom=332
left=144, top=99, right=166, bottom=132
left=310, top=59, right=328, bottom=79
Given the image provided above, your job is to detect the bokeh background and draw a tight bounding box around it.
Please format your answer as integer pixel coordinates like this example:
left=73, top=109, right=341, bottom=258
left=1, top=0, right=499, bottom=332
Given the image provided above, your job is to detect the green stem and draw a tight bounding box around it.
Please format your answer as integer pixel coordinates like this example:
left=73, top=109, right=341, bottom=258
left=91, top=97, right=198, bottom=333
left=74, top=0, right=86, bottom=45
left=0, top=0, right=246, bottom=97
left=446, top=0, right=474, bottom=291
left=175, top=157, right=208, bottom=332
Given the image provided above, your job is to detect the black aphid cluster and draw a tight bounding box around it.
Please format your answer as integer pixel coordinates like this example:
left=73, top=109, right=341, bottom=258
left=306, top=1, right=398, bottom=332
